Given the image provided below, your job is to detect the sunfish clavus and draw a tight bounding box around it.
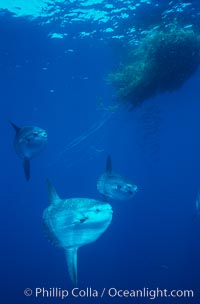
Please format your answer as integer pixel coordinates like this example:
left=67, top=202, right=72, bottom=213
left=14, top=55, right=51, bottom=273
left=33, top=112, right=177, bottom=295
left=9, top=121, right=47, bottom=181
left=43, top=180, right=113, bottom=286
left=97, top=155, right=138, bottom=200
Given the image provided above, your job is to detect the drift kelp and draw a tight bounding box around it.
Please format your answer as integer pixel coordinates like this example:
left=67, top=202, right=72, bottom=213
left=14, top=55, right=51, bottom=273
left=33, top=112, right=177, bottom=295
left=107, top=25, right=200, bottom=108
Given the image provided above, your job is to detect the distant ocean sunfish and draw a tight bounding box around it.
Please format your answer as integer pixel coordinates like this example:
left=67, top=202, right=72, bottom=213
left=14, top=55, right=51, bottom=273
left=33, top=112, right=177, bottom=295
left=97, top=155, right=138, bottom=200
left=43, top=180, right=113, bottom=286
left=10, top=121, right=47, bottom=181
left=193, top=189, right=200, bottom=220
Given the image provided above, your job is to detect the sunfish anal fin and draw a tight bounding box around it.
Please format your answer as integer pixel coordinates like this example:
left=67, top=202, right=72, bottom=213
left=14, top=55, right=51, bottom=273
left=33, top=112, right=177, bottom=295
left=23, top=158, right=30, bottom=181
left=65, top=248, right=78, bottom=286
left=9, top=120, right=20, bottom=133
left=106, top=155, right=112, bottom=174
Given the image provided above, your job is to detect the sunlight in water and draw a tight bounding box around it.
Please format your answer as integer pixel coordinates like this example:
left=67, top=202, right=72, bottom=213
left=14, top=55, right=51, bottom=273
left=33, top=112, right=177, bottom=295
left=0, top=0, right=195, bottom=42
left=0, top=0, right=50, bottom=17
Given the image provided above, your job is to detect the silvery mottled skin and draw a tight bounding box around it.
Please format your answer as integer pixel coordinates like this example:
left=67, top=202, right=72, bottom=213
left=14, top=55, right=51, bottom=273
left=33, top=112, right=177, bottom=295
left=97, top=155, right=138, bottom=200
left=43, top=180, right=113, bottom=286
left=10, top=121, right=47, bottom=181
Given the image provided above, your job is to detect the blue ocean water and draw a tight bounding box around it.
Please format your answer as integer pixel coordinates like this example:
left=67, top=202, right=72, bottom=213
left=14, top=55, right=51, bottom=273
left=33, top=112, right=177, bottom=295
left=1, top=0, right=200, bottom=303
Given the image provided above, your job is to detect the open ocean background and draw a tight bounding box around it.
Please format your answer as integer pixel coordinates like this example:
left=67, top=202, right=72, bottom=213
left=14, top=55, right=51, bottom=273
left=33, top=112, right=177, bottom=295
left=0, top=0, right=200, bottom=303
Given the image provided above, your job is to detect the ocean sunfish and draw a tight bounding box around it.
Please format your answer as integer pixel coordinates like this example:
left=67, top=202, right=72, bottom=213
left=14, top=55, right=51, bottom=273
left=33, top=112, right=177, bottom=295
left=97, top=155, right=138, bottom=200
left=193, top=189, right=200, bottom=220
left=10, top=121, right=47, bottom=181
left=43, top=180, right=113, bottom=286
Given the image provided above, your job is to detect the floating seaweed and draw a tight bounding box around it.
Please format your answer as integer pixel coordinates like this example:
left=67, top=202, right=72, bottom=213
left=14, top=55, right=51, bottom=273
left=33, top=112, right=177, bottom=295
left=107, top=25, right=200, bottom=108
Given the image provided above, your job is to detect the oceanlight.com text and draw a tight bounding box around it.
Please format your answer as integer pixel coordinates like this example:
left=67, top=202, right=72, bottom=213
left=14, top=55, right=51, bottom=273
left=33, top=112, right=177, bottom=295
left=24, top=287, right=195, bottom=300
left=107, top=287, right=194, bottom=299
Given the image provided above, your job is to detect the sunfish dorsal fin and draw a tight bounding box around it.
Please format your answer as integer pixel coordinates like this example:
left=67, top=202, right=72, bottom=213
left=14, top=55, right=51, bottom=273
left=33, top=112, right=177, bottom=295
left=9, top=120, right=20, bottom=133
left=106, top=155, right=112, bottom=174
left=65, top=248, right=78, bottom=286
left=47, top=179, right=61, bottom=205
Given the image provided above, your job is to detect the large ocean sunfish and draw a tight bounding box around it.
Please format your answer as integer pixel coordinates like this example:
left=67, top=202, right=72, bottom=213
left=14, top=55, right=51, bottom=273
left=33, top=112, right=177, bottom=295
left=97, top=155, right=138, bottom=200
left=10, top=121, right=47, bottom=181
left=43, top=180, right=113, bottom=286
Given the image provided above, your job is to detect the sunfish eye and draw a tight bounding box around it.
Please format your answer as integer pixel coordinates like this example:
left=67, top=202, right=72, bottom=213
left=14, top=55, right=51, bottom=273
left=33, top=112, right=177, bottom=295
left=41, top=132, right=47, bottom=137
left=96, top=209, right=100, bottom=212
